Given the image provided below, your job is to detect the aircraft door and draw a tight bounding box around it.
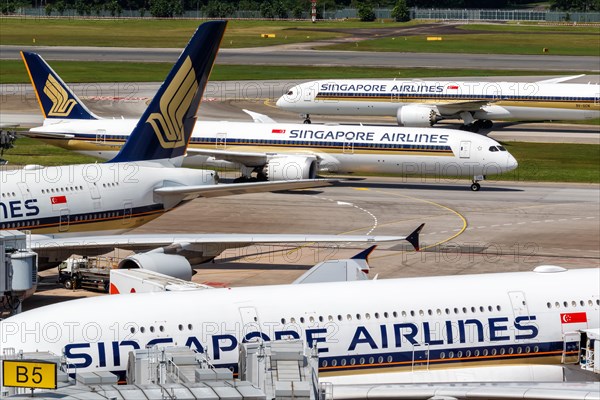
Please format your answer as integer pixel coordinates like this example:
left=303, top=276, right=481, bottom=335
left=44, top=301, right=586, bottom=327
left=561, top=331, right=581, bottom=364
left=303, top=84, right=316, bottom=102
left=16, top=182, right=31, bottom=200
left=343, top=141, right=354, bottom=154
left=216, top=132, right=227, bottom=149
left=459, top=141, right=471, bottom=159
left=239, top=306, right=262, bottom=342
left=58, top=208, right=70, bottom=232
left=87, top=182, right=101, bottom=200
left=122, top=201, right=132, bottom=224
left=96, top=129, right=106, bottom=144
left=411, top=343, right=430, bottom=372
left=508, top=291, right=530, bottom=318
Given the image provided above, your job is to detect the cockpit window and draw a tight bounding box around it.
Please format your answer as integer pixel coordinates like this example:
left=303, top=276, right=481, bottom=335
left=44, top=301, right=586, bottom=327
left=497, top=145, right=507, bottom=151
left=287, top=90, right=294, bottom=96
left=489, top=146, right=499, bottom=152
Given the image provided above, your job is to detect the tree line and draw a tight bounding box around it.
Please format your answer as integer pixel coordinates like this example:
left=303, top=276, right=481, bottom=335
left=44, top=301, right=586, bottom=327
left=2, top=0, right=598, bottom=18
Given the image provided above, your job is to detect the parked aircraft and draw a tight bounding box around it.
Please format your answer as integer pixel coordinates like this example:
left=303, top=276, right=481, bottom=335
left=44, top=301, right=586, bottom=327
left=20, top=52, right=517, bottom=191
left=2, top=22, right=412, bottom=276
left=1, top=253, right=597, bottom=383
left=276, top=78, right=600, bottom=131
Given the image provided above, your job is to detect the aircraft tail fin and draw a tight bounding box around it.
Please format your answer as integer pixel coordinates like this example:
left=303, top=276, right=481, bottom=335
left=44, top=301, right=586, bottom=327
left=109, top=21, right=227, bottom=166
left=20, top=51, right=99, bottom=120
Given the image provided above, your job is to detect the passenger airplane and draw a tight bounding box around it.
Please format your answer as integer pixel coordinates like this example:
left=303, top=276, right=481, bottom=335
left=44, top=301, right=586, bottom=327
left=276, top=78, right=600, bottom=131
left=20, top=52, right=517, bottom=191
left=1, top=252, right=597, bottom=383
left=2, top=22, right=411, bottom=276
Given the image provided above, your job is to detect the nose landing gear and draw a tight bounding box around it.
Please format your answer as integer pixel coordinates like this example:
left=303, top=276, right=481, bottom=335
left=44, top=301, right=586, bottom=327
left=470, top=175, right=485, bottom=191
left=301, top=114, right=311, bottom=124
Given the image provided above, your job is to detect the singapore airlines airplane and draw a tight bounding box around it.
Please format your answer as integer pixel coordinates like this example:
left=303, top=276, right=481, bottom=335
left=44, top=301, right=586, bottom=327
left=1, top=253, right=597, bottom=383
left=3, top=22, right=412, bottom=276
left=276, top=78, right=600, bottom=131
left=20, top=52, right=517, bottom=191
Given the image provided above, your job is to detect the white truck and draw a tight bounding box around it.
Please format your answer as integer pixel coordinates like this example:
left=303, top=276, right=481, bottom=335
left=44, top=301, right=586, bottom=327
left=58, top=257, right=114, bottom=293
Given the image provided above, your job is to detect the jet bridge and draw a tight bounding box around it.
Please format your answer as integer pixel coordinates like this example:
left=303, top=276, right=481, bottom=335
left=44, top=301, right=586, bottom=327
left=0, top=230, right=38, bottom=316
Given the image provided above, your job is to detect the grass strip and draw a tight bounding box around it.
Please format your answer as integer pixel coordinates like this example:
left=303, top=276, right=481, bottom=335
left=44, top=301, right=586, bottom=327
left=2, top=60, right=594, bottom=84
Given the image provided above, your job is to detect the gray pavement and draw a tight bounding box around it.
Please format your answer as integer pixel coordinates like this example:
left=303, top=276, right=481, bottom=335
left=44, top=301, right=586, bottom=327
left=2, top=44, right=599, bottom=71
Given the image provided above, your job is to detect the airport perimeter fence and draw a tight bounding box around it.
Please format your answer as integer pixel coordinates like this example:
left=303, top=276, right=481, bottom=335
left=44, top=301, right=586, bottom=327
left=7, top=7, right=600, bottom=23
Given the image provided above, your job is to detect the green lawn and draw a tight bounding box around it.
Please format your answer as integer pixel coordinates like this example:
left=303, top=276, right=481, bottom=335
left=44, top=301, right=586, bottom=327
left=322, top=33, right=600, bottom=56
left=4, top=138, right=598, bottom=184
left=0, top=18, right=386, bottom=48
left=492, top=142, right=600, bottom=183
left=2, top=59, right=594, bottom=84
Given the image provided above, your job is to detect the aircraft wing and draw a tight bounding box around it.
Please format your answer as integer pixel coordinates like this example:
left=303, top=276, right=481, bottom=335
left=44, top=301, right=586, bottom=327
left=434, top=100, right=491, bottom=112
left=29, top=227, right=421, bottom=270
left=154, top=179, right=331, bottom=200
left=186, top=147, right=268, bottom=166
left=536, top=74, right=585, bottom=84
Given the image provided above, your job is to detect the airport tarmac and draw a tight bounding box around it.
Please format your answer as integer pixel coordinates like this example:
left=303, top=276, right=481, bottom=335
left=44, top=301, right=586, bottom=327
left=2, top=44, right=599, bottom=72
left=27, top=176, right=600, bottom=311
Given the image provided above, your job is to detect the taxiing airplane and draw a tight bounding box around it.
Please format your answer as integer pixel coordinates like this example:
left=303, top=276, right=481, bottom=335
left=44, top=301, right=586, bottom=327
left=2, top=22, right=412, bottom=275
left=276, top=78, right=600, bottom=131
left=20, top=52, right=517, bottom=191
left=1, top=253, right=597, bottom=383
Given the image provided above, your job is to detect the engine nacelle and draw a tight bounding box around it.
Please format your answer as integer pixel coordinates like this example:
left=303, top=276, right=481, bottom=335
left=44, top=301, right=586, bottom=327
left=397, top=105, right=437, bottom=127
left=118, top=253, right=192, bottom=281
left=262, top=155, right=318, bottom=181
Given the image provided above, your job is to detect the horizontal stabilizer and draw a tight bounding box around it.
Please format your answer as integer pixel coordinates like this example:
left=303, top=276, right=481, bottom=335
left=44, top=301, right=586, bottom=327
left=242, top=109, right=277, bottom=123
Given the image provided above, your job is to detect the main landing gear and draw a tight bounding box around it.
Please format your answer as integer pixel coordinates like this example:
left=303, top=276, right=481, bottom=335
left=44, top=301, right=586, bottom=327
left=460, top=119, right=493, bottom=133
left=470, top=175, right=485, bottom=191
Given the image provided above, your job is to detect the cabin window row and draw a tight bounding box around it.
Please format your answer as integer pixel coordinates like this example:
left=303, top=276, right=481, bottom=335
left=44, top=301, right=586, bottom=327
left=41, top=186, right=84, bottom=194
left=1, top=221, right=41, bottom=229
left=281, top=305, right=504, bottom=325
left=320, top=345, right=541, bottom=368
left=1, top=192, right=17, bottom=198
left=547, top=299, right=599, bottom=309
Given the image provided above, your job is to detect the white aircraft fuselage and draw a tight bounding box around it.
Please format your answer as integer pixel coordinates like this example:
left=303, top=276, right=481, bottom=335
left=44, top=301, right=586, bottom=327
left=31, top=119, right=518, bottom=177
left=1, top=267, right=598, bottom=378
left=0, top=162, right=215, bottom=235
left=276, top=79, right=600, bottom=127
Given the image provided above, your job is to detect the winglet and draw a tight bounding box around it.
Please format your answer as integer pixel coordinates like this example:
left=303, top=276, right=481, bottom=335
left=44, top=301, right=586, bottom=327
left=405, top=223, right=425, bottom=251
left=351, top=245, right=377, bottom=262
left=20, top=51, right=99, bottom=120
left=109, top=21, right=227, bottom=166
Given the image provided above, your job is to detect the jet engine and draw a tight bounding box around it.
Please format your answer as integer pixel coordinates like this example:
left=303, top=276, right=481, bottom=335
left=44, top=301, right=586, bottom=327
left=261, top=155, right=318, bottom=181
left=397, top=105, right=437, bottom=127
left=118, top=253, right=192, bottom=281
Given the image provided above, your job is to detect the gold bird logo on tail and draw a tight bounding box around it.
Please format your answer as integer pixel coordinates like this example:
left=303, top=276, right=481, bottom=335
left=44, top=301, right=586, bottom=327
left=146, top=56, right=198, bottom=149
left=44, top=74, right=77, bottom=117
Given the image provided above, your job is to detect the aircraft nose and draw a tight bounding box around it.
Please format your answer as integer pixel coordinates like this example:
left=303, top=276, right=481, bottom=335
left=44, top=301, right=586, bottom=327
left=276, top=96, right=285, bottom=108
left=506, top=153, right=518, bottom=171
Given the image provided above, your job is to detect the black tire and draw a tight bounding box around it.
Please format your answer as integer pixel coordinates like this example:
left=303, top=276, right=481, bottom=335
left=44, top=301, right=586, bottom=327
left=470, top=182, right=481, bottom=191
left=482, top=120, right=493, bottom=129
left=303, top=119, right=311, bottom=124
left=64, top=279, right=74, bottom=290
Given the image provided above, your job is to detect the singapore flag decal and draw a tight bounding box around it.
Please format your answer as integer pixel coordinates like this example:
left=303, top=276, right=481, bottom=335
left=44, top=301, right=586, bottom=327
left=560, top=312, right=587, bottom=324
left=50, top=195, right=67, bottom=205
